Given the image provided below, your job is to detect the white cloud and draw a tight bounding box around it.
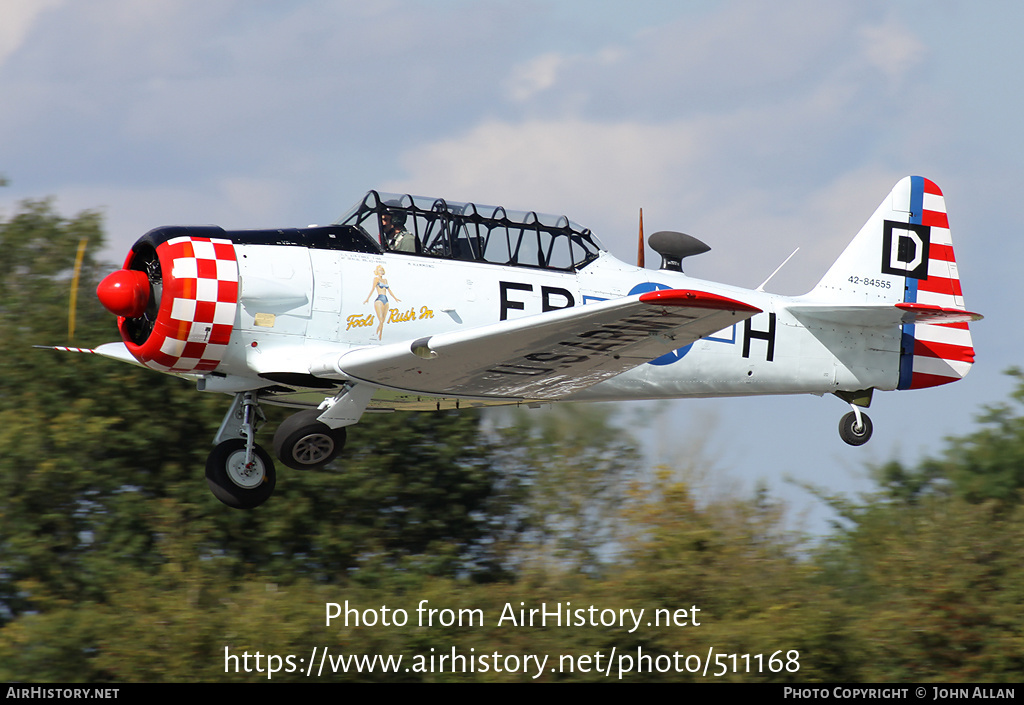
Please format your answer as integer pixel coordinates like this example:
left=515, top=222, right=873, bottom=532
left=384, top=116, right=906, bottom=293
left=507, top=53, right=566, bottom=102
left=382, top=2, right=946, bottom=293
left=388, top=118, right=699, bottom=207
left=0, top=0, right=64, bottom=68
left=859, top=20, right=926, bottom=85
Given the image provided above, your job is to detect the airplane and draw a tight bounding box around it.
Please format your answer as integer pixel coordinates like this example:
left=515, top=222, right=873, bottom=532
left=75, top=175, right=980, bottom=509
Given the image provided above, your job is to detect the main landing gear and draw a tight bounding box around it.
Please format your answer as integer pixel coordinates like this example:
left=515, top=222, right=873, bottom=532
left=273, top=409, right=347, bottom=470
left=205, top=386, right=369, bottom=509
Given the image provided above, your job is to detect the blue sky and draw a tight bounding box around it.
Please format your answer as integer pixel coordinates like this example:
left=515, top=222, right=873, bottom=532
left=3, top=0, right=1022, bottom=532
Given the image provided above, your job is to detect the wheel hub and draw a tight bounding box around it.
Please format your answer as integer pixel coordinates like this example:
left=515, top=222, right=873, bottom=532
left=292, top=432, right=335, bottom=465
left=226, top=450, right=266, bottom=488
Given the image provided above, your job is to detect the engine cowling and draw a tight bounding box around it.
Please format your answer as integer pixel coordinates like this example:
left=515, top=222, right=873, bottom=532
left=97, top=227, right=239, bottom=373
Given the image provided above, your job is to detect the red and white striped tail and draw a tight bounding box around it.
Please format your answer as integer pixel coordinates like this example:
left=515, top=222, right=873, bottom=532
left=898, top=177, right=976, bottom=390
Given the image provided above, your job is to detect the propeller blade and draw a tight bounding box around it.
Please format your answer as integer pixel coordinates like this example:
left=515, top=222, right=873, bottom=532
left=68, top=237, right=88, bottom=342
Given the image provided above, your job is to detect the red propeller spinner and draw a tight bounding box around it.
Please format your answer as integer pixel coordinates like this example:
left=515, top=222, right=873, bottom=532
left=96, top=269, right=149, bottom=318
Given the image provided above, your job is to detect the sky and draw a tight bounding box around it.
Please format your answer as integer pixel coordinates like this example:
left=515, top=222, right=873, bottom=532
left=2, top=0, right=1022, bottom=534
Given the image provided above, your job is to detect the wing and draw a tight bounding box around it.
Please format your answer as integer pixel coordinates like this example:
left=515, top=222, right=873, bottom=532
left=311, top=289, right=760, bottom=400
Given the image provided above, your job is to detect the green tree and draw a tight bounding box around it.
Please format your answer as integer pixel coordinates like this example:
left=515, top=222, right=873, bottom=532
left=870, top=370, right=1024, bottom=506
left=486, top=404, right=644, bottom=574
left=805, top=373, right=1024, bottom=681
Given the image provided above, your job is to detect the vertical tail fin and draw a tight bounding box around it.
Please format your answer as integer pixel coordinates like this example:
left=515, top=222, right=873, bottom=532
left=811, top=176, right=977, bottom=389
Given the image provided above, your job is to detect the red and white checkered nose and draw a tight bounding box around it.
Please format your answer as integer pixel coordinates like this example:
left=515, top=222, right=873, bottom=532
left=113, top=235, right=239, bottom=373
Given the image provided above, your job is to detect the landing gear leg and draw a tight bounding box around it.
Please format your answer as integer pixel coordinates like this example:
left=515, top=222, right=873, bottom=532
left=206, top=391, right=276, bottom=509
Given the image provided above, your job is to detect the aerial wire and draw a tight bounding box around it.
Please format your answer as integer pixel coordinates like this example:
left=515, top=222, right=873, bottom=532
left=637, top=208, right=645, bottom=268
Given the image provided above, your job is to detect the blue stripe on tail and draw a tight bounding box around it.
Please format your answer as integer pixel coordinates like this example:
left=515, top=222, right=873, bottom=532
left=897, top=176, right=925, bottom=390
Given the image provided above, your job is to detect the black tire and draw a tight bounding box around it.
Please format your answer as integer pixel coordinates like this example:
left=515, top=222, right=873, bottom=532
left=839, top=411, right=873, bottom=446
left=206, top=439, right=276, bottom=509
left=273, top=409, right=347, bottom=470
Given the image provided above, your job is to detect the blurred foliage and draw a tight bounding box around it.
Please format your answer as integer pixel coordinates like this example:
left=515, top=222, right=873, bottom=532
left=871, top=368, right=1024, bottom=506
left=485, top=404, right=642, bottom=574
left=1, top=196, right=1023, bottom=682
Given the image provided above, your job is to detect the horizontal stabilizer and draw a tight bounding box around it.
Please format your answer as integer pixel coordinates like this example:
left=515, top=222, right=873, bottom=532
left=789, top=302, right=982, bottom=329
left=894, top=302, right=983, bottom=325
left=312, top=289, right=760, bottom=400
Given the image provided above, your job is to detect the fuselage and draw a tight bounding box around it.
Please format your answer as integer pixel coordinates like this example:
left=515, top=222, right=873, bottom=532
left=219, top=243, right=897, bottom=410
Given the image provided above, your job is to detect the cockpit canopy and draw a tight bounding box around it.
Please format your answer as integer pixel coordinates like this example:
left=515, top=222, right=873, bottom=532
left=337, top=191, right=604, bottom=271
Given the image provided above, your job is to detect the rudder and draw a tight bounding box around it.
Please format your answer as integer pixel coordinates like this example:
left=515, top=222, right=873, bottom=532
left=897, top=177, right=975, bottom=389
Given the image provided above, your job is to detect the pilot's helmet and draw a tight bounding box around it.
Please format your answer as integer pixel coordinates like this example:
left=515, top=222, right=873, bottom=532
left=382, top=201, right=407, bottom=229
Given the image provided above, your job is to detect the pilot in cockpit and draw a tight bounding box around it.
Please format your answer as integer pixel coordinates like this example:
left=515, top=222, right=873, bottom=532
left=381, top=206, right=417, bottom=253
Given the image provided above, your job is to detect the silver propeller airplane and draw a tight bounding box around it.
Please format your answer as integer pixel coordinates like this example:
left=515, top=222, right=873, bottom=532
left=70, top=176, right=980, bottom=509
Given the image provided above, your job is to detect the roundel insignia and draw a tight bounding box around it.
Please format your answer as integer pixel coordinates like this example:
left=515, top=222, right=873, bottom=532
left=628, top=282, right=693, bottom=366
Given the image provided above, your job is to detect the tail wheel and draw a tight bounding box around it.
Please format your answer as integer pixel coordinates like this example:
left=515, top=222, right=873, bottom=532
left=839, top=411, right=873, bottom=446
left=206, top=439, right=276, bottom=509
left=273, top=409, right=347, bottom=470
